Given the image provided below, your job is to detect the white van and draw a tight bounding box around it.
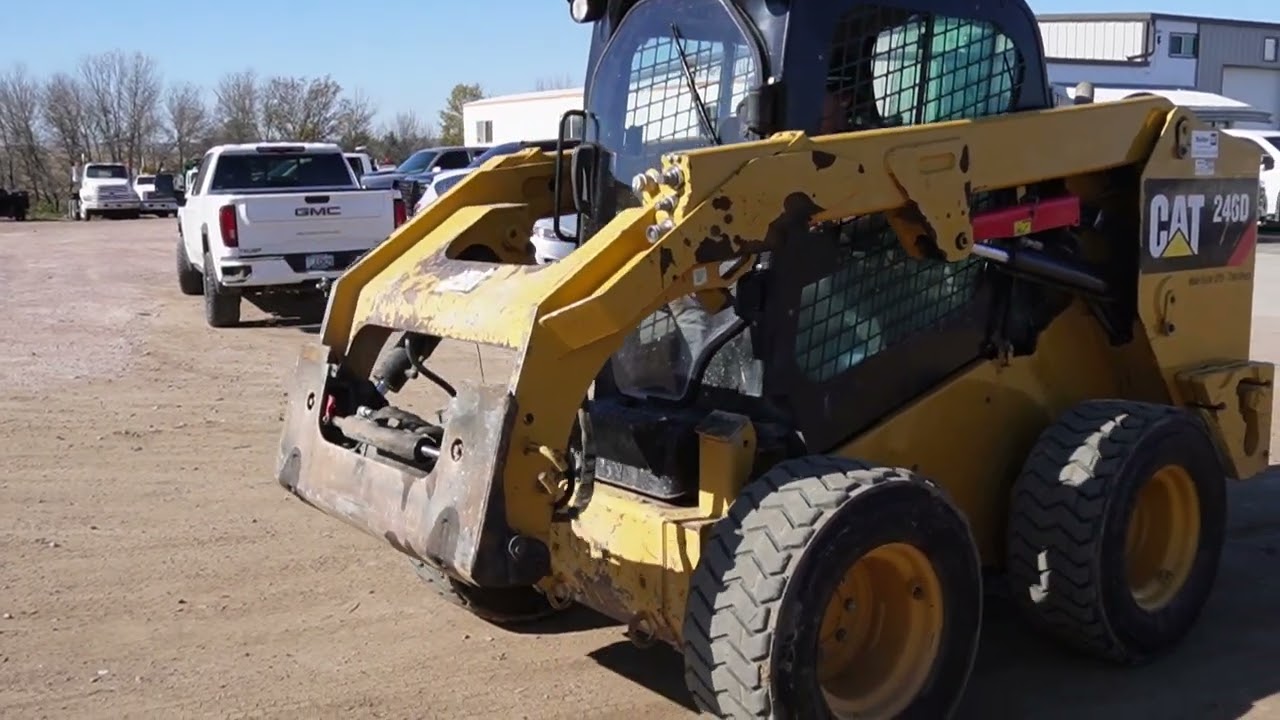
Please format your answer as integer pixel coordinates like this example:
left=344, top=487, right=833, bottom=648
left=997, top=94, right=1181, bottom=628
left=1224, top=128, right=1280, bottom=225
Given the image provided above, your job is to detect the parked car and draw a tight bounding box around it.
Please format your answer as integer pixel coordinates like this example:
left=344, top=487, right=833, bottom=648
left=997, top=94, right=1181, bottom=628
left=0, top=186, right=30, bottom=221
left=529, top=214, right=579, bottom=264
left=360, top=146, right=485, bottom=192
left=343, top=151, right=378, bottom=184
left=413, top=138, right=582, bottom=214
left=1224, top=128, right=1280, bottom=226
left=174, top=141, right=407, bottom=328
left=133, top=172, right=179, bottom=217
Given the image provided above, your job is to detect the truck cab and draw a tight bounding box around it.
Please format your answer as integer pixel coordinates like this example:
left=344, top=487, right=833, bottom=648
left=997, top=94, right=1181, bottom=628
left=72, top=162, right=141, bottom=221
left=343, top=152, right=378, bottom=184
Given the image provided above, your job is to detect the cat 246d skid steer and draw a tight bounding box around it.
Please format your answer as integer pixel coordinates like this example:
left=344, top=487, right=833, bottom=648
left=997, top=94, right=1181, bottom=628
left=275, top=0, right=1273, bottom=716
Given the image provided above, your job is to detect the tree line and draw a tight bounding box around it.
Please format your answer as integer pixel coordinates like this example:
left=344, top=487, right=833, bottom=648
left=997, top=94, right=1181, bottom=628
left=0, top=50, right=488, bottom=211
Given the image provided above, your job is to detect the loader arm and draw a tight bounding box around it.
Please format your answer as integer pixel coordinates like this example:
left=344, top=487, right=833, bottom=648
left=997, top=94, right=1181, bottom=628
left=279, top=93, right=1259, bottom=599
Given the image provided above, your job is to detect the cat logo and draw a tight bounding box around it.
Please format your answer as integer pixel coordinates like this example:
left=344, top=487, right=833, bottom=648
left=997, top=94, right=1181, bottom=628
left=1147, top=193, right=1204, bottom=258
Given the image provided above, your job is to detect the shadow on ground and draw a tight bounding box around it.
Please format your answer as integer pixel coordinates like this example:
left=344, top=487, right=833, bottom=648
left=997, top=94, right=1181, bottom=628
left=572, top=469, right=1280, bottom=719
left=237, top=297, right=324, bottom=333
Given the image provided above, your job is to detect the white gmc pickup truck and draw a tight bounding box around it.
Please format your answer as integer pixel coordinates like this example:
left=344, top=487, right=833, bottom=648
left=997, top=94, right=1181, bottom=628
left=174, top=142, right=406, bottom=328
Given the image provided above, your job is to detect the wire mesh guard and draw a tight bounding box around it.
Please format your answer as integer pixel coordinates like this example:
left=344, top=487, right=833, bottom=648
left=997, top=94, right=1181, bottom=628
left=796, top=10, right=1024, bottom=383
left=624, top=36, right=755, bottom=146
left=610, top=31, right=759, bottom=398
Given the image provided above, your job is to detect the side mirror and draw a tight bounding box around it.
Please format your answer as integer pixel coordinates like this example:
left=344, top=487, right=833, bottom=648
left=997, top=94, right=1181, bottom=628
left=1263, top=155, right=1275, bottom=171
left=174, top=190, right=186, bottom=206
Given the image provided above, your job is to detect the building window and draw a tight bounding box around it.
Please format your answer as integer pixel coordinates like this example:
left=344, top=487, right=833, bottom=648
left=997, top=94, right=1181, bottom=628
left=1266, top=37, right=1278, bottom=62
left=475, top=120, right=493, bottom=143
left=1168, top=32, right=1198, bottom=58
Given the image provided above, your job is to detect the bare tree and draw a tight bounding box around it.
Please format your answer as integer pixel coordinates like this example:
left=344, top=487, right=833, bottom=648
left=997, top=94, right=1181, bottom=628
left=119, top=52, right=163, bottom=171
left=260, top=75, right=345, bottom=141
left=0, top=65, right=53, bottom=201
left=78, top=51, right=129, bottom=161
left=213, top=70, right=260, bottom=143
left=165, top=82, right=208, bottom=168
left=43, top=72, right=90, bottom=172
left=334, top=88, right=377, bottom=149
left=377, top=110, right=437, bottom=162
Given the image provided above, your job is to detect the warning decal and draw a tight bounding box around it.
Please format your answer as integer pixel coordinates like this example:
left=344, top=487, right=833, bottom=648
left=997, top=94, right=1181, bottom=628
left=1141, top=178, right=1259, bottom=273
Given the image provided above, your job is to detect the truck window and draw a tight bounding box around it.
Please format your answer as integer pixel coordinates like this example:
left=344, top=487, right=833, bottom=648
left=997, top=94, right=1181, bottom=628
left=209, top=153, right=355, bottom=192
left=346, top=156, right=365, bottom=178
left=136, top=175, right=155, bottom=185
left=190, top=153, right=214, bottom=196
left=85, top=165, right=129, bottom=180
left=436, top=151, right=472, bottom=170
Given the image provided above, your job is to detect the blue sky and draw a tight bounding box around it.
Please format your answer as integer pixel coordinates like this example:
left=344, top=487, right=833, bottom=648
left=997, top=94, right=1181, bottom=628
left=1, top=0, right=1277, bottom=128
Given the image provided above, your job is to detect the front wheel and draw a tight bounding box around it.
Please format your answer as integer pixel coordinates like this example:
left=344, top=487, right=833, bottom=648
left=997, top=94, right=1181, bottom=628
left=683, top=456, right=982, bottom=719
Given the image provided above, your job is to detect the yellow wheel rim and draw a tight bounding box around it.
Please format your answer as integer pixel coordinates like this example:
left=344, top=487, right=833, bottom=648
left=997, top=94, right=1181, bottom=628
left=817, top=542, right=944, bottom=719
left=1125, top=463, right=1201, bottom=611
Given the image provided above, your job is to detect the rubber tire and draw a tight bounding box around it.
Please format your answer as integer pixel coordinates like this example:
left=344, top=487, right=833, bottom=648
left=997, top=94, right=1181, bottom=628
left=202, top=251, right=241, bottom=328
left=1005, top=399, right=1227, bottom=665
left=683, top=455, right=983, bottom=719
left=176, top=240, right=203, bottom=296
left=409, top=559, right=561, bottom=625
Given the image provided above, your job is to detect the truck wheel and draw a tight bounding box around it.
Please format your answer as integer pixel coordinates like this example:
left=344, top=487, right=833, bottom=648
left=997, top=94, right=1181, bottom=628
left=683, top=456, right=982, bottom=719
left=175, top=240, right=203, bottom=296
left=1006, top=400, right=1227, bottom=665
left=202, top=251, right=240, bottom=327
left=409, top=559, right=561, bottom=625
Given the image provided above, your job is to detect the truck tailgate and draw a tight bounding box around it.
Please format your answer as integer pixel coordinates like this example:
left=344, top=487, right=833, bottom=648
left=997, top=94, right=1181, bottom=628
left=229, top=190, right=394, bottom=256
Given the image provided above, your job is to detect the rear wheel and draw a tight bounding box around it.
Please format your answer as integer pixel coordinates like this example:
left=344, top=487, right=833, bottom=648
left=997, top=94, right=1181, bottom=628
left=1006, top=399, right=1227, bottom=664
left=202, top=251, right=240, bottom=327
left=683, top=456, right=982, bottom=719
left=409, top=559, right=561, bottom=625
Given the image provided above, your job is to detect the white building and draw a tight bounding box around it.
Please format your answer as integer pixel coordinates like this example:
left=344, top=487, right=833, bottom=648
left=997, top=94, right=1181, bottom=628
left=1040, top=13, right=1280, bottom=128
left=462, top=88, right=583, bottom=146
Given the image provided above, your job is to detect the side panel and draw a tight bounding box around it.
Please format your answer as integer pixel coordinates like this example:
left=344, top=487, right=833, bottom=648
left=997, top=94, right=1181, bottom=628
left=1136, top=120, right=1272, bottom=477
left=1138, top=120, right=1261, bottom=390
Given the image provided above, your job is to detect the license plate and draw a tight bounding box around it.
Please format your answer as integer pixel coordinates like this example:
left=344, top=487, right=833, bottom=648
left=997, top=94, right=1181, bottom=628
left=305, top=253, right=335, bottom=271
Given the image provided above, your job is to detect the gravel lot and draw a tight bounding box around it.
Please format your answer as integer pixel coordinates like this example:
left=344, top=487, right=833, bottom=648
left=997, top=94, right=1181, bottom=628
left=1, top=217, right=1279, bottom=719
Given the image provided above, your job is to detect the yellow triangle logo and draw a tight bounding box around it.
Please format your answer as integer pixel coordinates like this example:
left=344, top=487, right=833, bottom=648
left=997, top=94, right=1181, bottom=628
left=1163, top=230, right=1194, bottom=257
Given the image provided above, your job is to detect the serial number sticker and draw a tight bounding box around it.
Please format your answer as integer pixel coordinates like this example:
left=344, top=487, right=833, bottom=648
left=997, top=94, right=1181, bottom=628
left=1194, top=158, right=1215, bottom=176
left=434, top=267, right=495, bottom=294
left=1191, top=130, right=1219, bottom=159
left=692, top=266, right=708, bottom=286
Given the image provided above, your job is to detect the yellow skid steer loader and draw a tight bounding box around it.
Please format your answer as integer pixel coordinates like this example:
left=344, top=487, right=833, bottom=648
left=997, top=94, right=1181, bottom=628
left=275, top=0, right=1273, bottom=716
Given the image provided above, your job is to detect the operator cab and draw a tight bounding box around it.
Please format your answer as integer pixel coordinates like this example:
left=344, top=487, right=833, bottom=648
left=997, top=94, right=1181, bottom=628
left=556, top=0, right=1060, bottom=502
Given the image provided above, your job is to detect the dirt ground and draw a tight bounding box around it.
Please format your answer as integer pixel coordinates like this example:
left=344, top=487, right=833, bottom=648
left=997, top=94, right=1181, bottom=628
left=1, top=217, right=1279, bottom=720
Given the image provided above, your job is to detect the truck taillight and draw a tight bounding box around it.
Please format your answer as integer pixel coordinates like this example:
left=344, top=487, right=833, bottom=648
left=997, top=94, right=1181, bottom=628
left=218, top=205, right=238, bottom=247
left=393, top=197, right=407, bottom=227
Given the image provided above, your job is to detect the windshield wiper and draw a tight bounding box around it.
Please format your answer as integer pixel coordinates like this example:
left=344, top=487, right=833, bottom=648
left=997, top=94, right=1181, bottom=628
left=670, top=23, right=721, bottom=146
